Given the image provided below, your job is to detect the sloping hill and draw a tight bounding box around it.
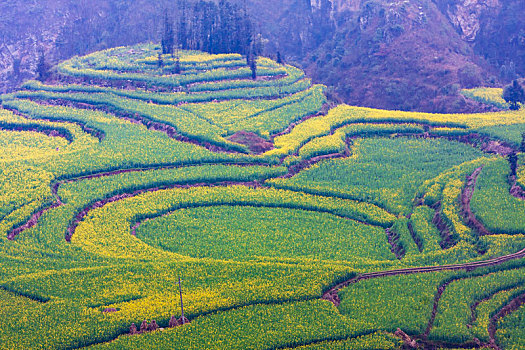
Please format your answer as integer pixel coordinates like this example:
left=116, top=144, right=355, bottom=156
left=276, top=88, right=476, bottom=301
left=0, top=44, right=524, bottom=349
left=1, top=0, right=524, bottom=113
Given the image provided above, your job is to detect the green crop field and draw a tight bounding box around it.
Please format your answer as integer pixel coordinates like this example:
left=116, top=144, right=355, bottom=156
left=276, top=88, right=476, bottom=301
left=1, top=43, right=525, bottom=349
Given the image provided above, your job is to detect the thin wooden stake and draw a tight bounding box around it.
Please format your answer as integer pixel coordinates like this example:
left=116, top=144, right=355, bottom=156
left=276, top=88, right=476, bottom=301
left=178, top=276, right=185, bottom=324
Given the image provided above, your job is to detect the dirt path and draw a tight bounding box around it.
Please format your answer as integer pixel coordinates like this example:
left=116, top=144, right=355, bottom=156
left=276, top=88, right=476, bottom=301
left=321, top=247, right=525, bottom=307
left=0, top=123, right=72, bottom=142
left=509, top=180, right=525, bottom=200
left=422, top=280, right=453, bottom=339
left=385, top=227, right=405, bottom=260
left=430, top=202, right=456, bottom=249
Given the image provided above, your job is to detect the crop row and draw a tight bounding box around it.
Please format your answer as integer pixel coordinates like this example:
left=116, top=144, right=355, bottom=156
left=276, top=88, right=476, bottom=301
left=13, top=90, right=239, bottom=150
left=59, top=163, right=286, bottom=239
left=135, top=205, right=392, bottom=262
left=470, top=158, right=525, bottom=235
left=14, top=86, right=325, bottom=151
left=389, top=217, right=420, bottom=257
left=95, top=56, right=246, bottom=74
left=408, top=206, right=442, bottom=253
left=138, top=52, right=244, bottom=65
left=188, top=65, right=304, bottom=92
left=1, top=98, right=241, bottom=170
left=273, top=103, right=525, bottom=155
left=0, top=258, right=352, bottom=350
left=461, top=87, right=509, bottom=109
left=22, top=76, right=311, bottom=106
left=86, top=300, right=365, bottom=350
left=471, top=284, right=525, bottom=343
left=295, top=123, right=424, bottom=161
left=416, top=158, right=497, bottom=248
left=269, top=138, right=485, bottom=216
left=281, top=332, right=401, bottom=350
left=495, top=299, right=525, bottom=350
left=178, top=85, right=324, bottom=134
left=72, top=185, right=395, bottom=260
left=338, top=271, right=455, bottom=335
left=429, top=267, right=525, bottom=343
left=58, top=59, right=287, bottom=88
left=338, top=259, right=525, bottom=344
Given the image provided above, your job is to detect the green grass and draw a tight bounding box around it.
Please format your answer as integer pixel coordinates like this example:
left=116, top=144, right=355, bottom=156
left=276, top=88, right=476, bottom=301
left=339, top=272, right=454, bottom=334
left=268, top=137, right=486, bottom=215
left=136, top=205, right=392, bottom=261
left=429, top=267, right=525, bottom=342
left=470, top=158, right=525, bottom=235
left=2, top=43, right=525, bottom=349
left=409, top=206, right=442, bottom=252
left=496, top=303, right=525, bottom=350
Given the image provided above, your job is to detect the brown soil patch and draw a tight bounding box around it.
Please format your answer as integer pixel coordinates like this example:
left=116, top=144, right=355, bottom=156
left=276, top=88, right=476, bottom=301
left=228, top=131, right=273, bottom=154
left=509, top=177, right=525, bottom=200
left=422, top=280, right=453, bottom=338
left=481, top=141, right=515, bottom=156
left=386, top=227, right=405, bottom=260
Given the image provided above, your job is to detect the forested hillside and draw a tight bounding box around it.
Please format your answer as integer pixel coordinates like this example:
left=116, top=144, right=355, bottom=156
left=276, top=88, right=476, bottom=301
left=1, top=0, right=524, bottom=112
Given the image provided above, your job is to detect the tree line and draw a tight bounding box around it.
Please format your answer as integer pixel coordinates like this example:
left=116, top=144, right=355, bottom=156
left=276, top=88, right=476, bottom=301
left=162, top=0, right=259, bottom=58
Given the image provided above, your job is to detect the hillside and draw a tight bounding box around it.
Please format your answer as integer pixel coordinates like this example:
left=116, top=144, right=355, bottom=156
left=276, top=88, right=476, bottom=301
left=1, top=0, right=524, bottom=112
left=1, top=44, right=525, bottom=349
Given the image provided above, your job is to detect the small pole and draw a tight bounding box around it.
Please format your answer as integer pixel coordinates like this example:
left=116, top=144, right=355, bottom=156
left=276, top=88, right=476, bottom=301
left=178, top=276, right=185, bottom=324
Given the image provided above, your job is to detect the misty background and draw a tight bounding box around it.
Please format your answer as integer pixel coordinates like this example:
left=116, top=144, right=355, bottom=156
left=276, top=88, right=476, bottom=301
left=1, top=0, right=524, bottom=112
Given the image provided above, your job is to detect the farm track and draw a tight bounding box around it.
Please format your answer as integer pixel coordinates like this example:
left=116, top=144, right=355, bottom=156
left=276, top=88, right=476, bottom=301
left=321, top=247, right=525, bottom=307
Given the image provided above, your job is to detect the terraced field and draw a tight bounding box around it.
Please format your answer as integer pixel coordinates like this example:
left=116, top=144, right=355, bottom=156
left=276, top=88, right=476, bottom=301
left=1, top=43, right=524, bottom=349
